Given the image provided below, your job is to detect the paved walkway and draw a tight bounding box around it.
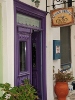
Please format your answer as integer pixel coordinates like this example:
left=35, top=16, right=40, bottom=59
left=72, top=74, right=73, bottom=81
left=54, top=90, right=75, bottom=100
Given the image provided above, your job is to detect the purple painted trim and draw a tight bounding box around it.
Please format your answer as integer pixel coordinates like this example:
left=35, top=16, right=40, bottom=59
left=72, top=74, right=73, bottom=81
left=17, top=23, right=43, bottom=31
left=18, top=27, right=31, bottom=33
left=14, top=0, right=46, bottom=18
left=42, top=16, right=47, bottom=100
left=14, top=1, right=47, bottom=100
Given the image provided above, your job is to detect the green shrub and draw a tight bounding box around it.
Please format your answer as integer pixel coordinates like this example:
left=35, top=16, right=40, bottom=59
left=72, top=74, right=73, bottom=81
left=0, top=79, right=38, bottom=100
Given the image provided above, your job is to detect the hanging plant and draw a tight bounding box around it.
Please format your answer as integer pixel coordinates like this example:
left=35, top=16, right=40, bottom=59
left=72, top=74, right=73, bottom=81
left=31, top=0, right=40, bottom=8
left=31, top=0, right=40, bottom=3
left=31, top=0, right=34, bottom=2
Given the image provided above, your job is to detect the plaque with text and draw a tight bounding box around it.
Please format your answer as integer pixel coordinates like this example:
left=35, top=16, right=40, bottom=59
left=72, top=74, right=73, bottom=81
left=50, top=7, right=74, bottom=27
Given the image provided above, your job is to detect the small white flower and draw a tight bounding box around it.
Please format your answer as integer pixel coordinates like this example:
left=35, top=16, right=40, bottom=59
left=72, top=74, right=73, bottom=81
left=5, top=94, right=11, bottom=100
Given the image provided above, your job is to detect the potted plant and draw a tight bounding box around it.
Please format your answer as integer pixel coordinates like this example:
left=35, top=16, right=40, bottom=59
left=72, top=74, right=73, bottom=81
left=54, top=69, right=74, bottom=100
left=0, top=79, right=39, bottom=100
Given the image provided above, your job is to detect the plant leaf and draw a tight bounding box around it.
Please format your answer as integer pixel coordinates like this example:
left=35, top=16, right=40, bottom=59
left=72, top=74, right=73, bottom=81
left=31, top=0, right=35, bottom=2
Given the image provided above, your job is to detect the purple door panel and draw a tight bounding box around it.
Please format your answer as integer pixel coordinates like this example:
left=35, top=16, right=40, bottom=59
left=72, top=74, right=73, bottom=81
left=32, top=31, right=42, bottom=98
left=17, top=26, right=32, bottom=85
left=17, top=28, right=42, bottom=98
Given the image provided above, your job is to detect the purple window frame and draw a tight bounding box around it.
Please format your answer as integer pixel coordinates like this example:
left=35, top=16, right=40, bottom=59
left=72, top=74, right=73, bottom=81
left=14, top=0, right=47, bottom=100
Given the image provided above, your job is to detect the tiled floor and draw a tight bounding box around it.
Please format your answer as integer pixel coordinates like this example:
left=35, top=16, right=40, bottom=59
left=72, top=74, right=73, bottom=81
left=54, top=90, right=75, bottom=100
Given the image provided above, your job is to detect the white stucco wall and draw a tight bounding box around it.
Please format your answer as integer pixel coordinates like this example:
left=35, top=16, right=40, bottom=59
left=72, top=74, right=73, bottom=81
left=71, top=25, right=75, bottom=78
left=2, top=0, right=14, bottom=86
left=1, top=0, right=75, bottom=100
left=20, top=0, right=46, bottom=11
left=71, top=2, right=75, bottom=78
left=46, top=0, right=54, bottom=99
left=0, top=3, right=3, bottom=96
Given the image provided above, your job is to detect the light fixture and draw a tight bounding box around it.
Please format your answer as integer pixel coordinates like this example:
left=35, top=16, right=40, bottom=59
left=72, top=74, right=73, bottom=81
left=31, top=0, right=40, bottom=8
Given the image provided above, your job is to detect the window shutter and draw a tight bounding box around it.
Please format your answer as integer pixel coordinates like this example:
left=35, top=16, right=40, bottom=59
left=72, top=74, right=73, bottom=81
left=60, top=26, right=71, bottom=65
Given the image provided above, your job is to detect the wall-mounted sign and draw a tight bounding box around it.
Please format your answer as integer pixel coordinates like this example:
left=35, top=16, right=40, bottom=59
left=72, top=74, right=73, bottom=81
left=50, top=7, right=74, bottom=27
left=53, top=40, right=60, bottom=60
left=56, top=46, right=60, bottom=54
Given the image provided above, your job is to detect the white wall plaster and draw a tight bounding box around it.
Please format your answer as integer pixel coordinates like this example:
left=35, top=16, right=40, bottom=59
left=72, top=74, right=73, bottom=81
left=2, top=0, right=14, bottom=86
left=1, top=0, right=75, bottom=100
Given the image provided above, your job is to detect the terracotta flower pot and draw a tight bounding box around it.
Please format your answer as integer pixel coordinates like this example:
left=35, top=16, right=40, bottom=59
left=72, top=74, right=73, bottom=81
left=54, top=82, right=69, bottom=100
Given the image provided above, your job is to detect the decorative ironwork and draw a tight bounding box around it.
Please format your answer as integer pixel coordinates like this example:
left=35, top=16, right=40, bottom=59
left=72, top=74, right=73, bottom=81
left=46, top=0, right=74, bottom=15
left=56, top=0, right=61, bottom=1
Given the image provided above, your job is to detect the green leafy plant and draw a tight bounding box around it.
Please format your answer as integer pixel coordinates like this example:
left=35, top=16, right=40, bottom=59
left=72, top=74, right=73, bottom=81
left=54, top=69, right=74, bottom=82
left=31, top=0, right=40, bottom=8
left=0, top=79, right=38, bottom=100
left=31, top=0, right=40, bottom=3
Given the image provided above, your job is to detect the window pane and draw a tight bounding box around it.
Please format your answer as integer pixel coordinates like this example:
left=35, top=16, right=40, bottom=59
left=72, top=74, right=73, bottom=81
left=20, top=41, right=26, bottom=72
left=60, top=26, right=71, bottom=65
left=17, top=13, right=41, bottom=28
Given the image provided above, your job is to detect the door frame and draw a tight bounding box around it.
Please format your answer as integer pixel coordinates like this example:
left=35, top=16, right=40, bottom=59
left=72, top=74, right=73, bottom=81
left=14, top=0, right=47, bottom=100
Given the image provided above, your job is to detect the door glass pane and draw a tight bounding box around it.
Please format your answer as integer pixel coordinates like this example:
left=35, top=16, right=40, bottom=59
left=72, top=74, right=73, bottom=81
left=20, top=41, right=26, bottom=72
left=32, top=43, right=36, bottom=67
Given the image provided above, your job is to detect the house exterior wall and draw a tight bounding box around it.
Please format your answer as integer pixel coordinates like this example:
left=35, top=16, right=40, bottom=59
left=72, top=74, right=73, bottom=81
left=0, top=3, right=3, bottom=96
left=2, top=0, right=14, bottom=86
left=71, top=25, right=75, bottom=77
left=1, top=0, right=75, bottom=100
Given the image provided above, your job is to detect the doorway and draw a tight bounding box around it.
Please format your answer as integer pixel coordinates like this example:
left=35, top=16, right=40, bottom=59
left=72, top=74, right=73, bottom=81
left=15, top=27, right=42, bottom=99
left=14, top=1, right=46, bottom=100
left=32, top=30, right=42, bottom=99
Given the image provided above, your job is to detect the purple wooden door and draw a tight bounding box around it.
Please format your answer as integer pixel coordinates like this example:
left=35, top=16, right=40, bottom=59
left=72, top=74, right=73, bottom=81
left=17, top=26, right=32, bottom=85
left=16, top=26, right=42, bottom=99
left=32, top=30, right=42, bottom=99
